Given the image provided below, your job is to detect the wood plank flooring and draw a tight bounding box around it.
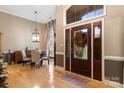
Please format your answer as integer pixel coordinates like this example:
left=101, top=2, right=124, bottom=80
left=6, top=62, right=112, bottom=88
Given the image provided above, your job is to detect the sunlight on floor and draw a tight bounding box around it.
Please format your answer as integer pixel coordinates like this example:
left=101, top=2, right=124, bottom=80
left=48, top=59, right=55, bottom=88
left=33, top=85, right=40, bottom=88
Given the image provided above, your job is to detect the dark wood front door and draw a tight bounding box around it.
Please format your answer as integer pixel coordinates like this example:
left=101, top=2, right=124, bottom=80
left=71, top=24, right=91, bottom=77
left=93, top=21, right=102, bottom=81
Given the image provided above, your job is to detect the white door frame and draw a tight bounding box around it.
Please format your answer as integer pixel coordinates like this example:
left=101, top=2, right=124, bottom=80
left=64, top=17, right=105, bottom=82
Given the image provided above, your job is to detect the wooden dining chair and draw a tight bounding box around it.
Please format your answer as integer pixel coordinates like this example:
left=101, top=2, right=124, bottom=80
left=31, top=50, right=41, bottom=69
left=21, top=50, right=31, bottom=66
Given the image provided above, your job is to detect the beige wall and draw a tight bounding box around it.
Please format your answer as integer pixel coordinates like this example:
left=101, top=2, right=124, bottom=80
left=0, top=11, right=45, bottom=52
left=104, top=5, right=124, bottom=57
left=56, top=6, right=64, bottom=53
left=39, top=24, right=47, bottom=50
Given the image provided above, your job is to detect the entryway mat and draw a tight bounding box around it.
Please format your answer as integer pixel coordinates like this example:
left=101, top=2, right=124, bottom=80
left=62, top=73, right=89, bottom=87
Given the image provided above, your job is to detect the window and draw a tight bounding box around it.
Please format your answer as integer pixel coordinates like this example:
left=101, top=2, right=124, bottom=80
left=74, top=29, right=88, bottom=60
left=82, top=8, right=103, bottom=20
left=66, top=5, right=104, bottom=24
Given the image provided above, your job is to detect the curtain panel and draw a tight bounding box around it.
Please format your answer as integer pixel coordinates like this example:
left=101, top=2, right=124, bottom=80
left=45, top=20, right=56, bottom=58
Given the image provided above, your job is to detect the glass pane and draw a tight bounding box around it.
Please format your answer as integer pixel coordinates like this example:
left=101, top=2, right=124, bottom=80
left=94, top=26, right=101, bottom=38
left=74, top=29, right=88, bottom=60
left=82, top=8, right=104, bottom=20
left=66, top=5, right=104, bottom=24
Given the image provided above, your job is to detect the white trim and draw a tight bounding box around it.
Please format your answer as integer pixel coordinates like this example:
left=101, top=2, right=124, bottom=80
left=104, top=56, right=124, bottom=61
left=64, top=28, right=65, bottom=70
left=65, top=16, right=105, bottom=29
left=102, top=18, right=105, bottom=82
left=104, top=79, right=123, bottom=88
left=91, top=21, right=93, bottom=79
left=56, top=52, right=64, bottom=55
left=56, top=65, right=64, bottom=70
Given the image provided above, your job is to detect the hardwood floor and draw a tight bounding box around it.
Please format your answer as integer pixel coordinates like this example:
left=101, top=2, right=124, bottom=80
left=6, top=61, right=112, bottom=88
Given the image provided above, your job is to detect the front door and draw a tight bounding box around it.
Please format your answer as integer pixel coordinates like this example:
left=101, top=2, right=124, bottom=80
left=71, top=23, right=91, bottom=77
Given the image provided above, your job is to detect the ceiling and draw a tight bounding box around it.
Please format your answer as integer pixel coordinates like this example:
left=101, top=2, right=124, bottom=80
left=0, top=5, right=56, bottom=23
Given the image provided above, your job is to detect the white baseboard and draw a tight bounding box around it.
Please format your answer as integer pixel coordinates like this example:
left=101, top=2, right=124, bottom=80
left=104, top=56, right=124, bottom=61
left=104, top=79, right=123, bottom=88
left=56, top=66, right=64, bottom=70
left=56, top=52, right=64, bottom=55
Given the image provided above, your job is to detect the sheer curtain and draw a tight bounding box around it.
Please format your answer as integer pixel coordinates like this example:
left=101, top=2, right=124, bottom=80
left=45, top=20, right=56, bottom=58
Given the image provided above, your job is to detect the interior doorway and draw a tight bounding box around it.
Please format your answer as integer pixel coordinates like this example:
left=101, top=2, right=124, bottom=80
left=65, top=19, right=103, bottom=81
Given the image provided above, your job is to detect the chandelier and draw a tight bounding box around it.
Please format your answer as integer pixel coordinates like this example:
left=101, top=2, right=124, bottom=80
left=32, top=11, right=40, bottom=43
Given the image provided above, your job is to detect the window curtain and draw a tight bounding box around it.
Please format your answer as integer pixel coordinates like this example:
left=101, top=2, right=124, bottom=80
left=45, top=20, right=56, bottom=58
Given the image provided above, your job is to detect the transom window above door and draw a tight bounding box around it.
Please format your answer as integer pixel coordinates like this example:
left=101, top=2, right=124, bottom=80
left=66, top=5, right=104, bottom=24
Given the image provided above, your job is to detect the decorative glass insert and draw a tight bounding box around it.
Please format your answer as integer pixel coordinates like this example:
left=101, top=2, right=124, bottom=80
left=74, top=29, right=88, bottom=60
left=66, top=5, right=104, bottom=24
left=94, top=26, right=101, bottom=38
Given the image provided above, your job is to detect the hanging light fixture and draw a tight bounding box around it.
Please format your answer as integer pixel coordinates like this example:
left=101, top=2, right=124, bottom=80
left=32, top=11, right=40, bottom=43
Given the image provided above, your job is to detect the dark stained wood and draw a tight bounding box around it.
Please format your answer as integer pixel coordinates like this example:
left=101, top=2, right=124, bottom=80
left=65, top=29, right=71, bottom=71
left=71, top=24, right=91, bottom=77
left=14, top=51, right=23, bottom=63
left=93, top=21, right=102, bottom=81
left=65, top=58, right=70, bottom=71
